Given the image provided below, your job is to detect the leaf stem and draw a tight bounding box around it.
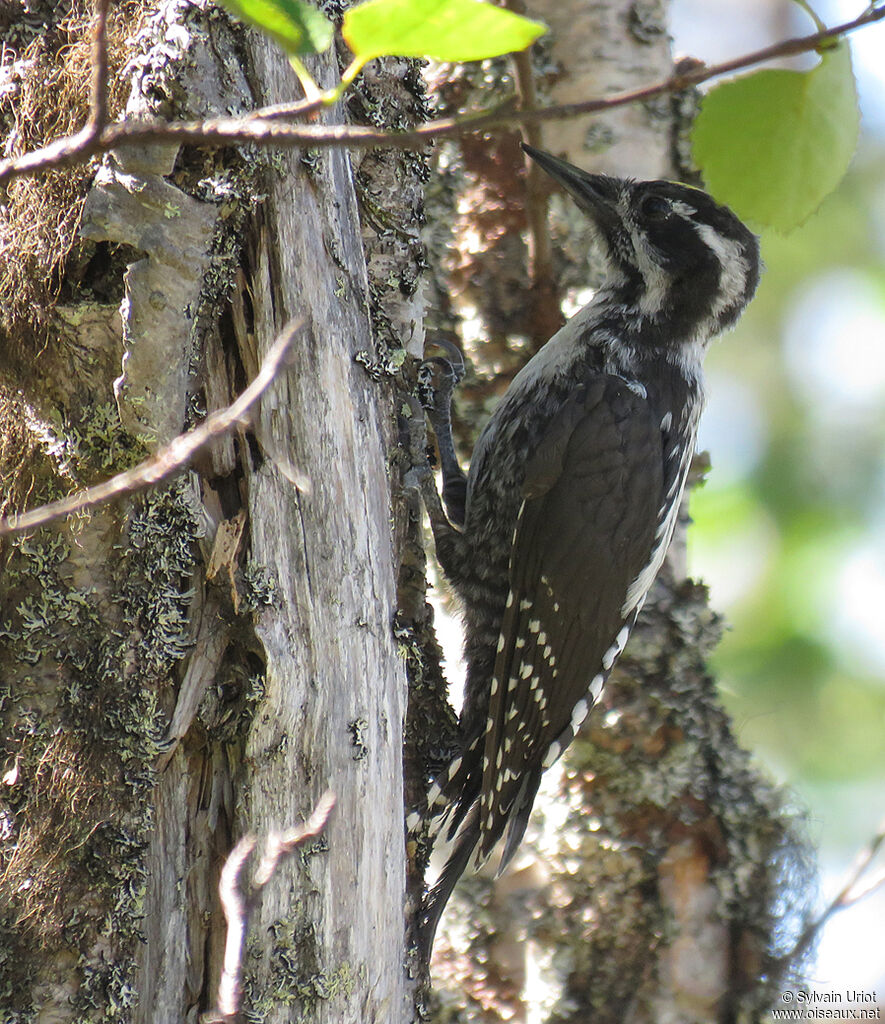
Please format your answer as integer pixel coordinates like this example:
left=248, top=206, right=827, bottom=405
left=792, top=0, right=827, bottom=35
left=288, top=55, right=323, bottom=101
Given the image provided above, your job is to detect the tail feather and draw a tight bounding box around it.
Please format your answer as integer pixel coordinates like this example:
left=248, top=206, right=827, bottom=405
left=493, top=770, right=541, bottom=876
left=418, top=806, right=481, bottom=957
left=409, top=733, right=483, bottom=838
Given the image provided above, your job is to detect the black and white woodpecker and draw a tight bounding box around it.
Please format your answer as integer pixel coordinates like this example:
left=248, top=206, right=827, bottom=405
left=411, top=143, right=761, bottom=951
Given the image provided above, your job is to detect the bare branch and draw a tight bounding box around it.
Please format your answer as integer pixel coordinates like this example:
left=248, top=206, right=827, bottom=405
left=251, top=792, right=338, bottom=889
left=504, top=0, right=558, bottom=349
left=0, top=320, right=304, bottom=537
left=214, top=835, right=257, bottom=1020
left=782, top=817, right=885, bottom=965
left=86, top=0, right=111, bottom=136
left=252, top=95, right=327, bottom=122
left=204, top=792, right=337, bottom=1024
left=1, top=6, right=883, bottom=185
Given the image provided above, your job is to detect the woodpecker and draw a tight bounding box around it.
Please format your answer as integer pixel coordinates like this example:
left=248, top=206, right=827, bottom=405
left=413, top=143, right=760, bottom=951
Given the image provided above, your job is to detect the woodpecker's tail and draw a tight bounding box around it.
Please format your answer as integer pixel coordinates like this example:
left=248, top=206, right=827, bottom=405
left=406, top=732, right=483, bottom=838
left=417, top=805, right=481, bottom=956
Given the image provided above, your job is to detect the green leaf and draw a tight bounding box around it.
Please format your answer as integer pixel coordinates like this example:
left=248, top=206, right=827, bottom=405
left=691, top=42, right=859, bottom=232
left=342, top=0, right=546, bottom=63
left=218, top=0, right=334, bottom=56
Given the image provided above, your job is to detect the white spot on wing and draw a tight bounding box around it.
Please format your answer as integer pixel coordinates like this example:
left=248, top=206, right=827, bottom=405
left=542, top=741, right=561, bottom=768
left=621, top=442, right=696, bottom=617
left=589, top=673, right=605, bottom=701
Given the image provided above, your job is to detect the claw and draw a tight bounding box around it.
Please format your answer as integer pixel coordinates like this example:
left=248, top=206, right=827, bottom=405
left=418, top=339, right=466, bottom=413
left=426, top=337, right=466, bottom=383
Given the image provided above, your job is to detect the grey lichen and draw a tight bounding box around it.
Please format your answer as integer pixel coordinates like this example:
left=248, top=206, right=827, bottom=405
left=241, top=562, right=279, bottom=609
left=0, top=476, right=203, bottom=1019
left=241, top=918, right=360, bottom=1023
left=528, top=577, right=810, bottom=1022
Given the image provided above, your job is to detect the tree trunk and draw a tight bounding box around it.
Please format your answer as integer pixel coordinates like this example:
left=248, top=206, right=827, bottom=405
left=421, top=3, right=805, bottom=1023
left=0, top=1, right=806, bottom=1022
left=1, top=2, right=425, bottom=1020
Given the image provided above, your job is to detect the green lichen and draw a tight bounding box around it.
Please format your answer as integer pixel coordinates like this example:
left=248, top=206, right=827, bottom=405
left=0, top=477, right=204, bottom=1020
left=268, top=919, right=358, bottom=1012
left=241, top=917, right=362, bottom=1023
left=241, top=562, right=278, bottom=609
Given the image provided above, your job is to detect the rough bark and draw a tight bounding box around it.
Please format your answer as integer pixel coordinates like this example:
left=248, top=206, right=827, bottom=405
left=420, top=2, right=807, bottom=1022
left=0, top=1, right=808, bottom=1022
left=0, top=2, right=426, bottom=1021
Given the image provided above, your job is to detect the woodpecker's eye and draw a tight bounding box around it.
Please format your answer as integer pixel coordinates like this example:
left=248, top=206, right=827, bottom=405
left=640, top=195, right=671, bottom=221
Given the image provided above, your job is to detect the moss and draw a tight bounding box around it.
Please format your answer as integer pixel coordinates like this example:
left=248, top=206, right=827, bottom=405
left=0, top=0, right=144, bottom=365
left=0, top=478, right=203, bottom=1020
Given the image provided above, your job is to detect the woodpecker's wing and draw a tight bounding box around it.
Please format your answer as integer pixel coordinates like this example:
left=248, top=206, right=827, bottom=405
left=477, top=374, right=673, bottom=866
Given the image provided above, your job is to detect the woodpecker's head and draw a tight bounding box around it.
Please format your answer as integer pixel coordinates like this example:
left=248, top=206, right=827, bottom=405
left=523, top=143, right=760, bottom=340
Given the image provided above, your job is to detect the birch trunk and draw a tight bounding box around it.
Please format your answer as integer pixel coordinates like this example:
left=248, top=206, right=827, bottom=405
left=422, top=2, right=804, bottom=1022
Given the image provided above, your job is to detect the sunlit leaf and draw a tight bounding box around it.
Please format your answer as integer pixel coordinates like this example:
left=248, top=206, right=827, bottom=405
left=218, top=0, right=334, bottom=56
left=343, top=0, right=546, bottom=63
left=692, top=42, right=859, bottom=232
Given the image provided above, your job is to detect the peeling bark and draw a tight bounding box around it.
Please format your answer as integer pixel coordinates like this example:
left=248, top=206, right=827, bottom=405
left=0, top=1, right=807, bottom=1022
left=1, top=2, right=426, bottom=1021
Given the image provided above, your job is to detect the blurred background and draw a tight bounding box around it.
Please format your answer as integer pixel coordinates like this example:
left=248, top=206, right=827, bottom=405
left=674, top=0, right=885, bottom=997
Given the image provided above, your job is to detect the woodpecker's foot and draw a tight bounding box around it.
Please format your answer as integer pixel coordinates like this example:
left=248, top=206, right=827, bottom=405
left=417, top=339, right=466, bottom=415
left=401, top=394, right=433, bottom=480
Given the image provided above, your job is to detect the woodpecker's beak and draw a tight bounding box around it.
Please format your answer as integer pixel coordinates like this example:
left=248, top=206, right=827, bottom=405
left=521, top=143, right=621, bottom=232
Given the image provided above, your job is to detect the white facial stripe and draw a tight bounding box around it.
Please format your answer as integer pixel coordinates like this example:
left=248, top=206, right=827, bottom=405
left=692, top=222, right=749, bottom=315
left=634, top=240, right=670, bottom=318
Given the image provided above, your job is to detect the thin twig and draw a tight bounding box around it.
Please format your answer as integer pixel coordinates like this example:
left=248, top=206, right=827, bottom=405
left=251, top=95, right=327, bottom=121
left=1, top=6, right=883, bottom=186
left=0, top=320, right=303, bottom=537
left=86, top=0, right=111, bottom=136
left=205, top=792, right=336, bottom=1023
left=782, top=818, right=885, bottom=965
left=214, top=834, right=257, bottom=1020
left=504, top=0, right=558, bottom=350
